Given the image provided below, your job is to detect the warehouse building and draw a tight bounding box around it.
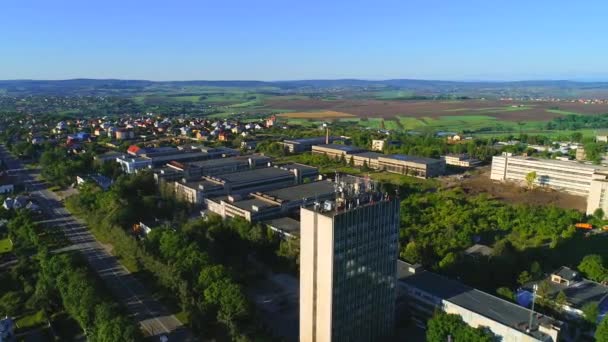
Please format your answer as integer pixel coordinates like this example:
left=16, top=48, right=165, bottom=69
left=311, top=144, right=365, bottom=159
left=398, top=261, right=562, bottom=342
left=442, top=154, right=482, bottom=168
left=207, top=180, right=336, bottom=222
left=378, top=154, right=446, bottom=178
left=174, top=164, right=319, bottom=205
left=352, top=151, right=383, bottom=169
left=168, top=154, right=271, bottom=180
left=282, top=136, right=346, bottom=153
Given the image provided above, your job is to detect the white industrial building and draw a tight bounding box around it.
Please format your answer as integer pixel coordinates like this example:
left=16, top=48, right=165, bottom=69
left=490, top=154, right=608, bottom=197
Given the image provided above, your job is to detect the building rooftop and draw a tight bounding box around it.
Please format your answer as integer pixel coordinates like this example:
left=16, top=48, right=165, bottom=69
left=279, top=163, right=318, bottom=173
left=187, top=155, right=269, bottom=169
left=149, top=151, right=211, bottom=164
left=264, top=217, right=301, bottom=237
left=379, top=154, right=442, bottom=165
left=398, top=261, right=561, bottom=341
left=258, top=181, right=336, bottom=203
left=553, top=266, right=579, bottom=282
left=313, top=144, right=364, bottom=153
left=229, top=198, right=279, bottom=211
left=504, top=155, right=608, bottom=171
left=284, top=136, right=338, bottom=144
left=208, top=167, right=292, bottom=185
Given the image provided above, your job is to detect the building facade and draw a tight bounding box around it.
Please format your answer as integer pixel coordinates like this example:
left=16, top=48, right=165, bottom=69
left=300, top=193, right=400, bottom=342
left=442, top=154, right=482, bottom=168
left=490, top=154, right=608, bottom=196
left=398, top=261, right=562, bottom=342
left=377, top=155, right=445, bottom=178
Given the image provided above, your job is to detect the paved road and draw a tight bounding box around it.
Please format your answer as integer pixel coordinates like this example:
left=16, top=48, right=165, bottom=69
left=0, top=146, right=193, bottom=341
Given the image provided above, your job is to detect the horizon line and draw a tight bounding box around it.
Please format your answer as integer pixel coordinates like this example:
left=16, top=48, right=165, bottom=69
left=2, top=77, right=608, bottom=83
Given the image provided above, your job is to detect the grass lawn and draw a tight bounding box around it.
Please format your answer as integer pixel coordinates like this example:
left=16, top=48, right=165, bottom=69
left=16, top=310, right=46, bottom=330
left=0, top=237, right=13, bottom=254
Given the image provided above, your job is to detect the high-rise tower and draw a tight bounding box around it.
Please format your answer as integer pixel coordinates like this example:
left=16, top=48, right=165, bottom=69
left=300, top=180, right=400, bottom=342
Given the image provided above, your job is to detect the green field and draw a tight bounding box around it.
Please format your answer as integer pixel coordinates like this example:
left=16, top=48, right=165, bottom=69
left=0, top=237, right=13, bottom=254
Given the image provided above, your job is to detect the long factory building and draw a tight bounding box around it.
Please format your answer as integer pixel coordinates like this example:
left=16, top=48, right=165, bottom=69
left=311, top=144, right=445, bottom=178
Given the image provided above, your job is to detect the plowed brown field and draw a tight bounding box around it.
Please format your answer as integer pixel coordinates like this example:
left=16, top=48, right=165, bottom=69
left=264, top=99, right=608, bottom=121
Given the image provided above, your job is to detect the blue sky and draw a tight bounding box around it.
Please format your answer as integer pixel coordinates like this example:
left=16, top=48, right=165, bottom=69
left=1, top=0, right=607, bottom=81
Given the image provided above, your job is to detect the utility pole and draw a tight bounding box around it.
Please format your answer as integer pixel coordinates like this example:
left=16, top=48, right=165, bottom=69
left=527, top=284, right=538, bottom=333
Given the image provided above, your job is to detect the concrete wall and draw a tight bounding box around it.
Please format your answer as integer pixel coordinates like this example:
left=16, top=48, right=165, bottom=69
left=300, top=209, right=334, bottom=342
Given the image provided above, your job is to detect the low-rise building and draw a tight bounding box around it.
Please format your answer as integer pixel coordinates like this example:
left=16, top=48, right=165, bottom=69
left=168, top=155, right=271, bottom=181
left=351, top=152, right=382, bottom=169
left=371, top=139, right=386, bottom=152
left=209, top=180, right=336, bottom=222
left=519, top=266, right=608, bottom=321
left=175, top=165, right=318, bottom=205
left=264, top=217, right=300, bottom=238
left=116, top=156, right=153, bottom=174
left=398, top=261, right=562, bottom=342
left=115, top=129, right=135, bottom=140
left=311, top=144, right=364, bottom=159
left=442, top=154, right=482, bottom=168
left=282, top=136, right=345, bottom=153
left=378, top=154, right=445, bottom=178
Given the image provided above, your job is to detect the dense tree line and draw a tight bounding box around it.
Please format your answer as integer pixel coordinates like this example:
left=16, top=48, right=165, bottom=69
left=546, top=113, right=608, bottom=130
left=426, top=311, right=495, bottom=342
left=65, top=173, right=282, bottom=340
left=0, top=211, right=140, bottom=340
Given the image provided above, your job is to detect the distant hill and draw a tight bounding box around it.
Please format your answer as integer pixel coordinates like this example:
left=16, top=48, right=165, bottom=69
left=2, top=78, right=608, bottom=97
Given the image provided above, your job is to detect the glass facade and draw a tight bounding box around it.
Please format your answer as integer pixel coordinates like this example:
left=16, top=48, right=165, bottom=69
left=330, top=199, right=400, bottom=342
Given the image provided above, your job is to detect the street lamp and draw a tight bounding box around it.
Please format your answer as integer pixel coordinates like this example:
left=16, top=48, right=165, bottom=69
left=527, top=284, right=538, bottom=333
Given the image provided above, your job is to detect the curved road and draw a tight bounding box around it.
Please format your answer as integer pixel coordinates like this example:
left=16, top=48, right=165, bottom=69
left=0, top=146, right=193, bottom=341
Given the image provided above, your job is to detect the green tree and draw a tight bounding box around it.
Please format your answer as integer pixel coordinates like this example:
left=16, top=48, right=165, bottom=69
left=536, top=280, right=552, bottom=308
left=596, top=317, right=608, bottom=341
left=0, top=291, right=23, bottom=317
left=525, top=171, right=537, bottom=189
left=517, top=271, right=532, bottom=286
left=578, top=254, right=607, bottom=282
left=555, top=291, right=568, bottom=311
left=583, top=302, right=600, bottom=325
left=426, top=311, right=494, bottom=342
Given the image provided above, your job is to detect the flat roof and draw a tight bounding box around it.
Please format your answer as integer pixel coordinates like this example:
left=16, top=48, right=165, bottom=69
left=227, top=198, right=279, bottom=211
left=261, top=181, right=335, bottom=202
left=150, top=151, right=211, bottom=163
left=379, top=154, right=442, bottom=165
left=398, top=261, right=560, bottom=340
left=264, top=217, right=301, bottom=236
left=209, top=167, right=292, bottom=184
left=283, top=136, right=343, bottom=144
left=312, top=144, right=364, bottom=153
left=502, top=155, right=608, bottom=171
left=280, top=163, right=318, bottom=173
left=187, top=155, right=269, bottom=168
